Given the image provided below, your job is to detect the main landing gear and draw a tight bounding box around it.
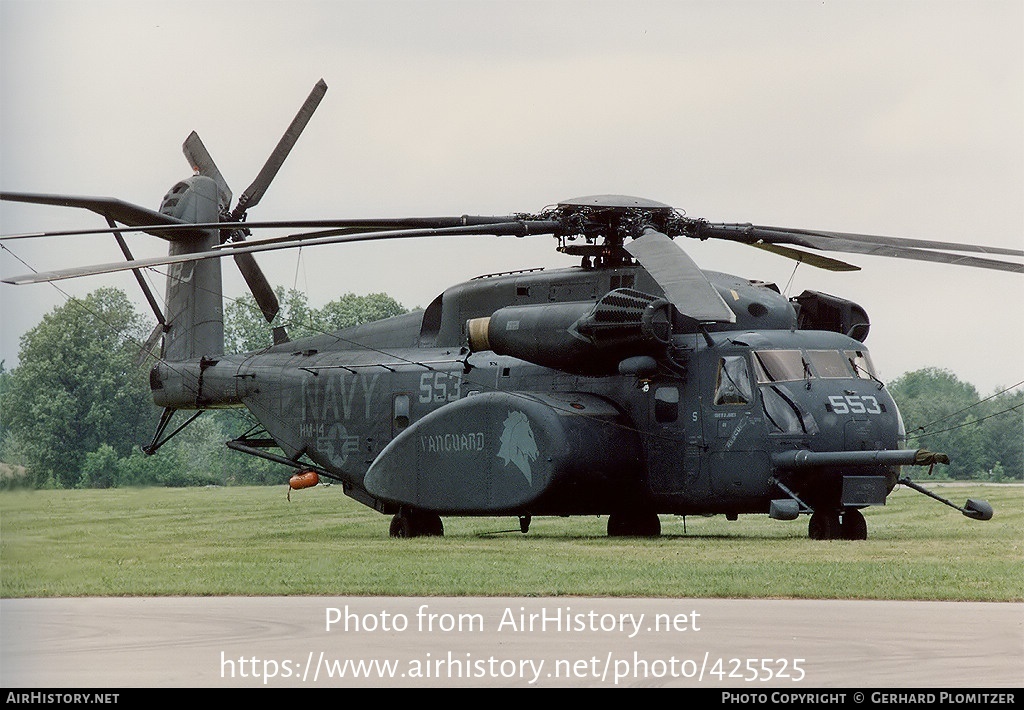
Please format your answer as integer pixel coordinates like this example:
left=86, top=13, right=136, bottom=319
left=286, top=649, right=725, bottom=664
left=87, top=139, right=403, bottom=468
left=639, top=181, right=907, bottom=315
left=389, top=509, right=444, bottom=538
left=808, top=508, right=867, bottom=540
left=607, top=510, right=661, bottom=537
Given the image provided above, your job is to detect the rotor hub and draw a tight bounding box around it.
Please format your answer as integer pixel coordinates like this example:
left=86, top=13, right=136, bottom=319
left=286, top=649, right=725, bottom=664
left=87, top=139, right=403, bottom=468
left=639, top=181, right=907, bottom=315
left=548, top=195, right=684, bottom=249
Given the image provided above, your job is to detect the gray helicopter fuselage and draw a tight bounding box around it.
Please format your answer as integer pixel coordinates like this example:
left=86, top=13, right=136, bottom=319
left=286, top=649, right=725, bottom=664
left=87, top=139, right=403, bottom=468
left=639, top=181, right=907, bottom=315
left=151, top=263, right=903, bottom=519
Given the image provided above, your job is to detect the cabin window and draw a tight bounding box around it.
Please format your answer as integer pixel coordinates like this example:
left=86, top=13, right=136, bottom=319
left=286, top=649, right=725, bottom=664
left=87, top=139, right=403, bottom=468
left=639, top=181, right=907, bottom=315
left=393, top=394, right=410, bottom=429
left=753, top=350, right=811, bottom=383
left=654, top=386, right=679, bottom=422
left=807, top=350, right=853, bottom=378
left=714, top=356, right=753, bottom=406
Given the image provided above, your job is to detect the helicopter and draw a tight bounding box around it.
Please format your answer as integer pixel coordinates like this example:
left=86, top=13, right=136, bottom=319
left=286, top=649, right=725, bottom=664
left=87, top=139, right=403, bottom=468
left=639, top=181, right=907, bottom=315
left=2, top=80, right=1020, bottom=540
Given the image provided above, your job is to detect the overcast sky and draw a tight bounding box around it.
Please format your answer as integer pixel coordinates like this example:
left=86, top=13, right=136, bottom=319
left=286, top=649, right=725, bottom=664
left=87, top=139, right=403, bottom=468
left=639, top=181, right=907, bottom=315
left=1, top=0, right=1022, bottom=396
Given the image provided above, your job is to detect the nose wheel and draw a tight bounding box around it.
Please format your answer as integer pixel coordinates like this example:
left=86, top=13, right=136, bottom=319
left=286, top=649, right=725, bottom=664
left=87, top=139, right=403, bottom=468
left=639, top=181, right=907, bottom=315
left=839, top=508, right=867, bottom=540
left=809, top=508, right=867, bottom=540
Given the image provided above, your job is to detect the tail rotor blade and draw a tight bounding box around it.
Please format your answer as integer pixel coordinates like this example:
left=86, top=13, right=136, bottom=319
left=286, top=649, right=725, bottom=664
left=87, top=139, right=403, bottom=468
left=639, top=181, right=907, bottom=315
left=187, top=81, right=326, bottom=321
left=182, top=131, right=233, bottom=211
left=233, top=252, right=280, bottom=322
left=232, top=79, right=328, bottom=219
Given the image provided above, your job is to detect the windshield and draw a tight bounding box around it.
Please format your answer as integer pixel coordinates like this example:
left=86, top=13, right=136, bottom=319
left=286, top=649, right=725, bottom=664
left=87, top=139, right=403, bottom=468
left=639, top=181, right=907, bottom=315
left=807, top=350, right=853, bottom=378
left=753, top=350, right=807, bottom=383
left=754, top=348, right=876, bottom=382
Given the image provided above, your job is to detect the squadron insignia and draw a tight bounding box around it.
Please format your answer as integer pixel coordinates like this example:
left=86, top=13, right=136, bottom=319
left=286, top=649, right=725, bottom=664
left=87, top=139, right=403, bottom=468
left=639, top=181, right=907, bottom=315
left=497, top=410, right=539, bottom=484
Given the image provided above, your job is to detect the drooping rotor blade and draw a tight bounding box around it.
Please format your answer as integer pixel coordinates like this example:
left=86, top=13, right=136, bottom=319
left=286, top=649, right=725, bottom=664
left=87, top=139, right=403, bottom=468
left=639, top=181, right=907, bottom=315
left=750, top=243, right=861, bottom=272
left=234, top=252, right=280, bottom=322
left=182, top=132, right=232, bottom=211
left=769, top=226, right=1023, bottom=258
left=695, top=223, right=1023, bottom=273
left=0, top=191, right=188, bottom=240
left=2, top=220, right=561, bottom=285
left=788, top=232, right=1023, bottom=272
left=625, top=227, right=736, bottom=323
left=0, top=214, right=525, bottom=240
left=211, top=216, right=527, bottom=250
left=231, top=79, right=328, bottom=219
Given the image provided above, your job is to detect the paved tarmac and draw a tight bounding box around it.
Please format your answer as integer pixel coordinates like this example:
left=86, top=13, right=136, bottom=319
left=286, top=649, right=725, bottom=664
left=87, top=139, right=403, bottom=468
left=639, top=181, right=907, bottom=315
left=2, top=597, right=1021, bottom=688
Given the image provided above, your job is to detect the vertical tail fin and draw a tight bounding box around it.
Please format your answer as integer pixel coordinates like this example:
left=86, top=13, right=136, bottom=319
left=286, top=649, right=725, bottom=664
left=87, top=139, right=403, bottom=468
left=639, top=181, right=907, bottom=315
left=157, top=175, right=224, bottom=361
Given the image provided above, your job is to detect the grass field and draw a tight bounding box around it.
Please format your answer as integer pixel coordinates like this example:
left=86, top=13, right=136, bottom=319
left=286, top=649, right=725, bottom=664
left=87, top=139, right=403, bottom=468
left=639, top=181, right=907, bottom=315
left=1, top=483, right=1020, bottom=600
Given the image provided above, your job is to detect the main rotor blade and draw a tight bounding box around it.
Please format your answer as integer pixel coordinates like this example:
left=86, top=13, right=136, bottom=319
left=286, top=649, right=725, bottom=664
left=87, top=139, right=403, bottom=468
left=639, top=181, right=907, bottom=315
left=182, top=132, right=232, bottom=211
left=775, top=226, right=1023, bottom=258
left=210, top=215, right=527, bottom=250
left=788, top=232, right=1024, bottom=272
left=0, top=215, right=522, bottom=241
left=0, top=192, right=189, bottom=240
left=2, top=220, right=560, bottom=285
left=750, top=243, right=861, bottom=272
left=625, top=227, right=735, bottom=323
left=232, top=79, right=328, bottom=218
left=699, top=222, right=1024, bottom=257
left=696, top=223, right=1023, bottom=273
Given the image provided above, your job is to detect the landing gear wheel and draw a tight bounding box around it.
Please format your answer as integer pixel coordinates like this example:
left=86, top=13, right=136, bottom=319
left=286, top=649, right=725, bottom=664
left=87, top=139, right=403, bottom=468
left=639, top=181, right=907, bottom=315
left=607, top=511, right=661, bottom=537
left=421, top=512, right=444, bottom=537
left=389, top=510, right=444, bottom=538
left=840, top=508, right=867, bottom=540
left=808, top=510, right=841, bottom=540
left=389, top=514, right=411, bottom=538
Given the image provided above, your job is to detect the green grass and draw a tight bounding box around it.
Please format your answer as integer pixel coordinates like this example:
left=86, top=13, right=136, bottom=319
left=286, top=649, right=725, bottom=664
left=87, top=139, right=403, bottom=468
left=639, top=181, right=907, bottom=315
left=1, top=483, right=1020, bottom=600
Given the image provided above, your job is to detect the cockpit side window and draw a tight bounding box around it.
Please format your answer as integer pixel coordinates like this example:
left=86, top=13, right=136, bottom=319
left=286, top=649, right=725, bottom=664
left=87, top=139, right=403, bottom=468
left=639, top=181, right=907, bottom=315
left=714, top=355, right=753, bottom=406
left=845, top=350, right=878, bottom=380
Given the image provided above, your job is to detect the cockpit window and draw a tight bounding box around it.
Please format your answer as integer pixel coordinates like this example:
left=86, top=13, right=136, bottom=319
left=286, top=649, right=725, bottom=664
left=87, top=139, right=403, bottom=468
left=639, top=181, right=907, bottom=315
left=845, top=350, right=878, bottom=380
left=807, top=350, right=854, bottom=378
left=753, top=350, right=809, bottom=383
left=714, top=355, right=753, bottom=406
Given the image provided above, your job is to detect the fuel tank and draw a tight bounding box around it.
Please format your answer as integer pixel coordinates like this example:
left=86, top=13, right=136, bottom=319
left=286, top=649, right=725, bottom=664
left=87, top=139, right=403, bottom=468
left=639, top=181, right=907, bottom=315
left=364, top=391, right=643, bottom=515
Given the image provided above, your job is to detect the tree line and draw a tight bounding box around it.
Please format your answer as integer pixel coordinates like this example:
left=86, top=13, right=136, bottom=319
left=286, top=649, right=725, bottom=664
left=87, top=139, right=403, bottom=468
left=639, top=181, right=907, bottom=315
left=886, top=368, right=1022, bottom=481
left=0, top=287, right=406, bottom=489
left=1, top=287, right=1020, bottom=488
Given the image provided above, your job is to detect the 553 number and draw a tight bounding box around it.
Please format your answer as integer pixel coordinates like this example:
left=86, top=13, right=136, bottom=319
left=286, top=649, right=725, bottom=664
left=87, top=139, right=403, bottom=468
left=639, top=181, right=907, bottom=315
left=826, top=394, right=883, bottom=415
